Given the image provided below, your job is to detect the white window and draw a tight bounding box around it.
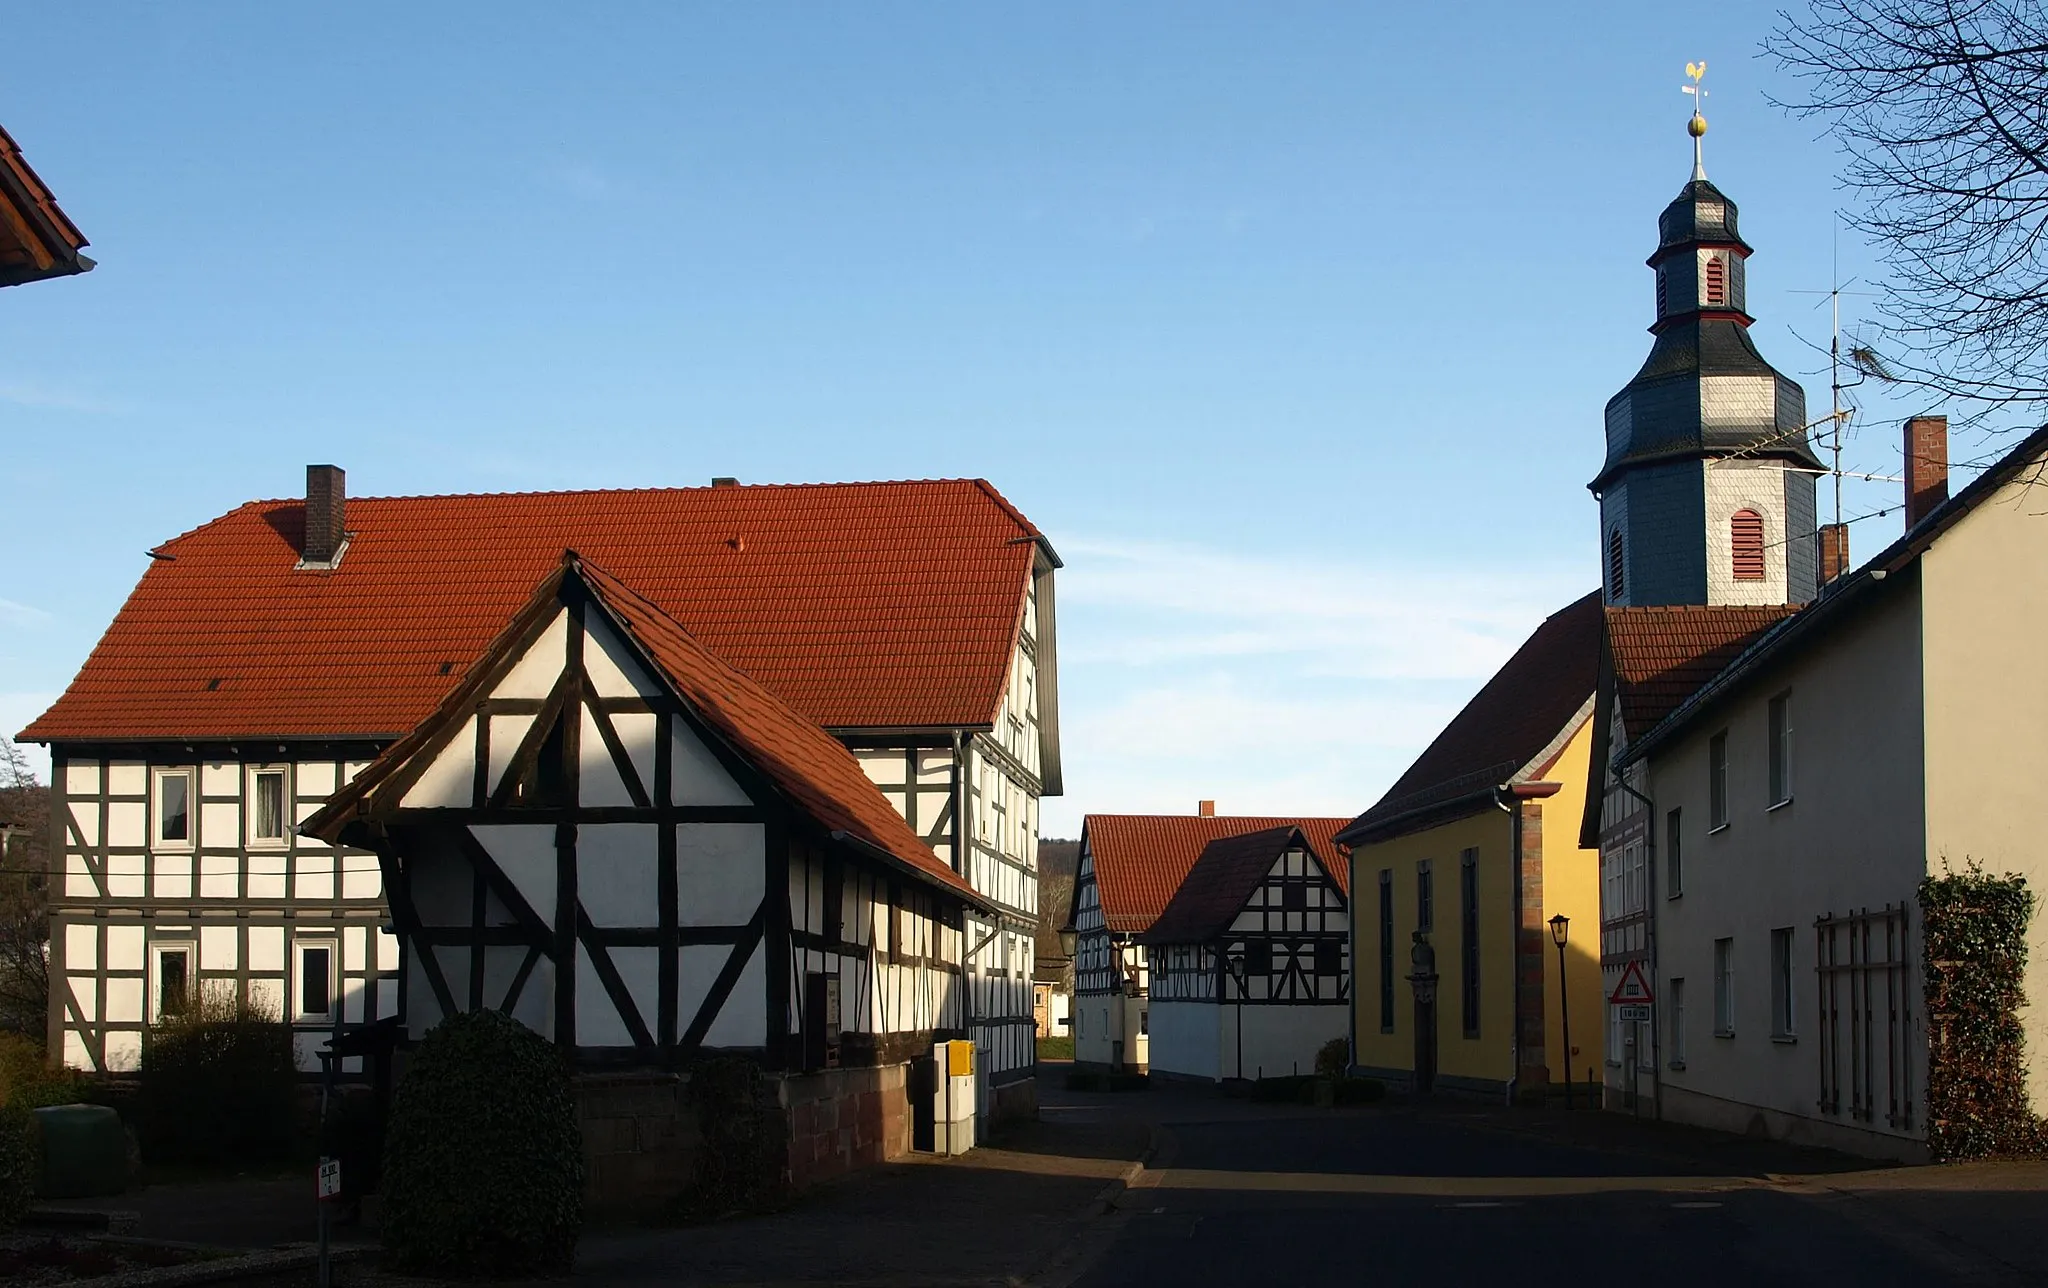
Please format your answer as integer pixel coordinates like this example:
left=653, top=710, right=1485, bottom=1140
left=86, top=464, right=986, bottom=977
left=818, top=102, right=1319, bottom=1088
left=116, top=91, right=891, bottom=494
left=1768, top=692, right=1793, bottom=807
left=1770, top=927, right=1795, bottom=1038
left=295, top=940, right=336, bottom=1023
left=154, top=769, right=194, bottom=848
left=1668, top=977, right=1687, bottom=1066
left=1714, top=937, right=1735, bottom=1036
left=248, top=767, right=289, bottom=846
left=151, top=942, right=195, bottom=1021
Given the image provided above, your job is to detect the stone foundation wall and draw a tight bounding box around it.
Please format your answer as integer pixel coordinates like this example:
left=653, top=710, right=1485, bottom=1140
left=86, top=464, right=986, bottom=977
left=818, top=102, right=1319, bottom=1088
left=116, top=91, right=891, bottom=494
left=572, top=1072, right=700, bottom=1215
left=779, top=1063, right=912, bottom=1190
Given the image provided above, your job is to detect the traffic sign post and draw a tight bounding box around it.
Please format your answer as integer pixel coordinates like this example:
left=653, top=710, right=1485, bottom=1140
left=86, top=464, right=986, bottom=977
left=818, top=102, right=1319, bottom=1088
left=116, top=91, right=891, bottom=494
left=1607, top=961, right=1655, bottom=1007
left=316, top=1156, right=340, bottom=1288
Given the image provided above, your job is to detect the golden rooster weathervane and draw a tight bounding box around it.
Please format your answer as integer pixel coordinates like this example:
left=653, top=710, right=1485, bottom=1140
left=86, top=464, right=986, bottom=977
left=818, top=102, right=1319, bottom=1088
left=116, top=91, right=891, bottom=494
left=1683, top=61, right=1709, bottom=179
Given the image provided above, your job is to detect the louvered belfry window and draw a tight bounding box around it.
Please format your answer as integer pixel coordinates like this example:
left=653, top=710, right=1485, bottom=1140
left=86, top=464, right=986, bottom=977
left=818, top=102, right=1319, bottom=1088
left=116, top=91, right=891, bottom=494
left=1703, top=255, right=1728, bottom=307
left=1731, top=509, right=1766, bottom=580
left=1608, top=527, right=1626, bottom=600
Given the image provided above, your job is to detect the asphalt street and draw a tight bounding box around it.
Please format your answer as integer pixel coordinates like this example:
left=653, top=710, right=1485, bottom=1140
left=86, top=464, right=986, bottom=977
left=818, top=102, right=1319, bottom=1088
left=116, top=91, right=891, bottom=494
left=1069, top=1102, right=2028, bottom=1288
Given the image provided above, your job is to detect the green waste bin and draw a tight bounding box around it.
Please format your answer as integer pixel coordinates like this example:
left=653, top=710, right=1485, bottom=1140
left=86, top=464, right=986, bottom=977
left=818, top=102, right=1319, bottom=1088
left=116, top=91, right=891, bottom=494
left=31, top=1104, right=127, bottom=1198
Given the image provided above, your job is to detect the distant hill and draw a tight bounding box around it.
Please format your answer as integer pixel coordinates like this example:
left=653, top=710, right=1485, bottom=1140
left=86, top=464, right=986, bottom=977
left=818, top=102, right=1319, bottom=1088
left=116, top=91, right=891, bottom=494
left=1038, top=838, right=1080, bottom=880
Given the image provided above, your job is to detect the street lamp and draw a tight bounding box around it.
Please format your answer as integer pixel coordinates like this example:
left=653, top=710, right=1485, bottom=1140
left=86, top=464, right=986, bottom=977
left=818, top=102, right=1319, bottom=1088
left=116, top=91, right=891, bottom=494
left=1549, top=914, right=1573, bottom=1110
left=1226, top=950, right=1247, bottom=1081
left=1057, top=925, right=1077, bottom=959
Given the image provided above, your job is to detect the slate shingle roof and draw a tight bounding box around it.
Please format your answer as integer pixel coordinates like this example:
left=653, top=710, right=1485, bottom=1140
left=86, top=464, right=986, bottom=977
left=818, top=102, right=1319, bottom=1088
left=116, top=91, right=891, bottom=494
left=306, top=554, right=981, bottom=907
left=1142, top=825, right=1336, bottom=946
left=1080, top=815, right=1353, bottom=934
left=1606, top=604, right=1797, bottom=740
left=23, top=480, right=1047, bottom=743
left=1338, top=592, right=1602, bottom=846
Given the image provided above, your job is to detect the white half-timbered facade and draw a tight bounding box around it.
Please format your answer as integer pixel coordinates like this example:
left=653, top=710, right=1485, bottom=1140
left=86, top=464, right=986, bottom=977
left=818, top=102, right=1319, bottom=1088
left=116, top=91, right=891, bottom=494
left=847, top=560, right=1058, bottom=1101
left=1067, top=813, right=1352, bottom=1075
left=46, top=749, right=397, bottom=1072
left=1142, top=826, right=1350, bottom=1083
left=305, top=557, right=982, bottom=1067
left=24, top=469, right=1057, bottom=1105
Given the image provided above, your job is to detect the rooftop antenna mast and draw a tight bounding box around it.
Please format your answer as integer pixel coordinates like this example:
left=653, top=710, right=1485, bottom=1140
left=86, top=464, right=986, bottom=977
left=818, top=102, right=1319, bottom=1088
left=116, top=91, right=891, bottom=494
left=1793, top=217, right=1880, bottom=528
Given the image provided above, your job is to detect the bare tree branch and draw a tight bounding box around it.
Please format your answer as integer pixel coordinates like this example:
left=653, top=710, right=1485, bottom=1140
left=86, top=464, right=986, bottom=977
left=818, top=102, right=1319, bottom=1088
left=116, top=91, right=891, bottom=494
left=1768, top=0, right=2048, bottom=414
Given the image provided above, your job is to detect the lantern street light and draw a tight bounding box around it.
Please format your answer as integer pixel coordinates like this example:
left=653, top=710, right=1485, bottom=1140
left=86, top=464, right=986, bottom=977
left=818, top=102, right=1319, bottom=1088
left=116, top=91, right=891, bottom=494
left=1549, top=914, right=1573, bottom=1109
left=1226, top=950, right=1248, bottom=1081
left=1057, top=925, right=1078, bottom=959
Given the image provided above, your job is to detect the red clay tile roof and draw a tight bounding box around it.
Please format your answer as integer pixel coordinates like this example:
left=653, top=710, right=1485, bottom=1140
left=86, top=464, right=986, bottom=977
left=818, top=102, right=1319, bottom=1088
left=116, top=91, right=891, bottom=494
left=1339, top=591, right=1601, bottom=845
left=1607, top=604, right=1797, bottom=741
left=23, top=480, right=1046, bottom=744
left=0, top=123, right=90, bottom=288
left=307, top=555, right=981, bottom=907
left=1143, top=825, right=1343, bottom=945
left=1080, top=815, right=1353, bottom=934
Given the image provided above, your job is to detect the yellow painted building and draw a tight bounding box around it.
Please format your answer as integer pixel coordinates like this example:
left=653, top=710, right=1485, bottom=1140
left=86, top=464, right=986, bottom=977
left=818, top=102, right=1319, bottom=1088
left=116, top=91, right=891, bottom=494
left=1341, top=593, right=1606, bottom=1098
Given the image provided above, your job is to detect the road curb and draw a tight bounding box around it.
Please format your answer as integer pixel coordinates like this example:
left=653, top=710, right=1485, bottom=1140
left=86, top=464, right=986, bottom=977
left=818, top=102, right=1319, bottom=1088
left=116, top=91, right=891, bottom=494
left=1083, top=1124, right=1161, bottom=1218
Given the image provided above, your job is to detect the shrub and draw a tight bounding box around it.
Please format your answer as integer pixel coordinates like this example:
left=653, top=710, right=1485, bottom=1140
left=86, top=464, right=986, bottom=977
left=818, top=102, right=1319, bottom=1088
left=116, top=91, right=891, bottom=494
left=139, top=989, right=297, bottom=1168
left=1314, top=1038, right=1350, bottom=1082
left=0, top=1034, right=82, bottom=1112
left=381, top=1010, right=582, bottom=1276
left=1249, top=1074, right=1315, bottom=1103
left=1332, top=1076, right=1385, bottom=1105
left=1921, top=863, right=2045, bottom=1160
left=0, top=1105, right=32, bottom=1227
left=681, top=1057, right=787, bottom=1219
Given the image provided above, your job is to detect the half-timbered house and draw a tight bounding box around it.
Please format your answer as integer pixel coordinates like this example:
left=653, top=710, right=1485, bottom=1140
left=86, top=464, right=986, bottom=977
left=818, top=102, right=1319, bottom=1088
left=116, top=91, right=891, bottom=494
left=1066, top=811, right=1351, bottom=1074
left=24, top=468, right=1060, bottom=1121
left=1140, top=825, right=1349, bottom=1083
left=303, top=554, right=985, bottom=1071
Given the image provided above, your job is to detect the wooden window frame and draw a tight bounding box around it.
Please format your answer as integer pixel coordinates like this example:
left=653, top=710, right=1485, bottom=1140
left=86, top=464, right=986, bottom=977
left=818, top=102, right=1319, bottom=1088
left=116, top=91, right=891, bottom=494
left=1768, top=691, right=1794, bottom=807
left=150, top=940, right=196, bottom=1022
left=153, top=768, right=195, bottom=850
left=294, top=938, right=338, bottom=1024
left=247, top=765, right=290, bottom=848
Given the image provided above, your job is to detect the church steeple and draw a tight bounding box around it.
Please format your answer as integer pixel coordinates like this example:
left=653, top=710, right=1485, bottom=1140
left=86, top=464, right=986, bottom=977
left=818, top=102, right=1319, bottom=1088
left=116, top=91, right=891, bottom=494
left=1592, top=69, right=1822, bottom=608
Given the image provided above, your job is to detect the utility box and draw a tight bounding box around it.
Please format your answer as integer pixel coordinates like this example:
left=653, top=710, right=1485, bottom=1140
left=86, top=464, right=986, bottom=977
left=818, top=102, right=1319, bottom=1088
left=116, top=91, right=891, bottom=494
left=932, top=1039, right=976, bottom=1156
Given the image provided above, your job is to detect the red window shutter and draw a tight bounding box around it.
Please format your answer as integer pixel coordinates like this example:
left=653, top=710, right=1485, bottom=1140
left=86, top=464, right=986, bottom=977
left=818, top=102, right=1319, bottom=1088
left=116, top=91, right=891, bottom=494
left=1704, top=256, right=1727, bottom=307
left=1731, top=509, right=1765, bottom=580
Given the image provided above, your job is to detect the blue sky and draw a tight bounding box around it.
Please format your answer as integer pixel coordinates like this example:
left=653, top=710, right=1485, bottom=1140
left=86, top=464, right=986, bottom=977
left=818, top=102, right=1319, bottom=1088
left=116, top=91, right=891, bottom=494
left=1, top=3, right=1968, bottom=831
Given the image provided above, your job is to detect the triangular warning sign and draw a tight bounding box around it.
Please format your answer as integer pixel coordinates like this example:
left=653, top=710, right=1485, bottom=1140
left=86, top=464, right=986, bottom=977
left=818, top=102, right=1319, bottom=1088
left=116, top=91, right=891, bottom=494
left=1608, top=960, right=1654, bottom=1006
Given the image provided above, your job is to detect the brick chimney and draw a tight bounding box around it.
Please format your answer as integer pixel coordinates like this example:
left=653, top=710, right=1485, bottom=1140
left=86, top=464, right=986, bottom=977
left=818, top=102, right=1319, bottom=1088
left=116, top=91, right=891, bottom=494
left=711, top=476, right=739, bottom=488
left=1197, top=800, right=1215, bottom=818
left=304, top=465, right=346, bottom=564
left=1905, top=416, right=1949, bottom=529
left=1819, top=523, right=1850, bottom=584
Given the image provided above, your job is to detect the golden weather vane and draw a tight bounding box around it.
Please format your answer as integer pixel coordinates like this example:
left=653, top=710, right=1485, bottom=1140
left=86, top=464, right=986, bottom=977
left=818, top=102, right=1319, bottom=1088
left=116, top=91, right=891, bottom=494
left=1683, top=61, right=1708, bottom=179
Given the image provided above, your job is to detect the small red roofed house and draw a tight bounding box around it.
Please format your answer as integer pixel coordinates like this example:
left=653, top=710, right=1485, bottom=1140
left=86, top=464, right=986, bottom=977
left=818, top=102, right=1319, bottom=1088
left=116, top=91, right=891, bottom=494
left=1064, top=810, right=1351, bottom=1074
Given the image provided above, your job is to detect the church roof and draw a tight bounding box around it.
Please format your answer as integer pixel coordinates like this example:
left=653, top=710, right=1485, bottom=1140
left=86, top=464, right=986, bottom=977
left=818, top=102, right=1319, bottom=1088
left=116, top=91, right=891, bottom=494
left=1142, top=825, right=1341, bottom=946
left=304, top=553, right=984, bottom=909
left=22, top=479, right=1055, bottom=748
left=1337, top=591, right=1602, bottom=847
left=1655, top=178, right=1750, bottom=256
left=1078, top=814, right=1353, bottom=934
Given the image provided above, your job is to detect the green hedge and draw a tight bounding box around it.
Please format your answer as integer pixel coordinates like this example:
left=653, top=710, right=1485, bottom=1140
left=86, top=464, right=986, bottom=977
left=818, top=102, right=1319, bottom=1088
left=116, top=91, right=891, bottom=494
left=0, top=1105, right=32, bottom=1227
left=139, top=997, right=297, bottom=1168
left=380, top=1011, right=582, bottom=1276
left=1921, top=864, right=2045, bottom=1160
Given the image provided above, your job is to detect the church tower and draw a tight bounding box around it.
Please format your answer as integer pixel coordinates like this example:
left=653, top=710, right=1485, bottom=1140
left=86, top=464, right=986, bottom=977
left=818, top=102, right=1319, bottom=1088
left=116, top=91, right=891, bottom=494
left=1593, top=78, right=1822, bottom=607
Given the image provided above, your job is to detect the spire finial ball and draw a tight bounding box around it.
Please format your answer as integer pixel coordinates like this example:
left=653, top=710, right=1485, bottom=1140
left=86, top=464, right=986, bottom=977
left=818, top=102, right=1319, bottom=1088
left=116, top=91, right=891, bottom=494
left=1689, top=113, right=1708, bottom=139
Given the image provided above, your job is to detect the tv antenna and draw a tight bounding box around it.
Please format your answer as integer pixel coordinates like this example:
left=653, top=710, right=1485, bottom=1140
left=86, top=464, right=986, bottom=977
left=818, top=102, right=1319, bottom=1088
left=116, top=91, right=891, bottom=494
left=1791, top=217, right=1881, bottom=528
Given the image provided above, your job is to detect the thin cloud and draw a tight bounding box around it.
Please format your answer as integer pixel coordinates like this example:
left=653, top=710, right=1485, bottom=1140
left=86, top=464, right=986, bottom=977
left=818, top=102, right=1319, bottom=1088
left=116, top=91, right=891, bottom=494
left=0, top=381, right=127, bottom=414
left=0, top=599, right=52, bottom=625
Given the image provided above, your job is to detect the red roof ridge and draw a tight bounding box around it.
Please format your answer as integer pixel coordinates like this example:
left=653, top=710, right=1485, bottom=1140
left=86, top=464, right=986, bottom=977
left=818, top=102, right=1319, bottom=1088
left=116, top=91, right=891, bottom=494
left=229, top=477, right=1024, bottom=507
